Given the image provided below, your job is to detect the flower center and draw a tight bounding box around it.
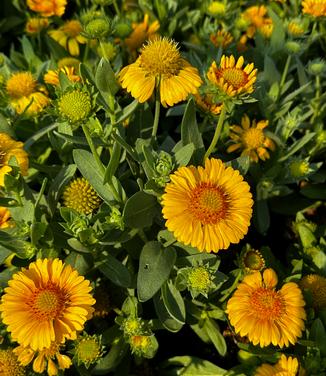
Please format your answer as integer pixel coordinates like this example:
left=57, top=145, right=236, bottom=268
left=31, top=286, right=67, bottom=321
left=242, top=128, right=265, bottom=149
left=6, top=72, right=36, bottom=99
left=188, top=267, right=211, bottom=290
left=62, top=20, right=82, bottom=37
left=243, top=250, right=265, bottom=271
left=189, top=183, right=228, bottom=225
left=0, top=349, right=25, bottom=376
left=250, top=288, right=285, bottom=320
left=219, top=68, right=248, bottom=89
left=58, top=90, right=91, bottom=123
left=140, top=39, right=183, bottom=77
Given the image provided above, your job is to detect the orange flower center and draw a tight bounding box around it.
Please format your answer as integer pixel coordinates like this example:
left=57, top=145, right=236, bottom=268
left=250, top=288, right=285, bottom=320
left=189, top=183, right=228, bottom=225
left=62, top=20, right=82, bottom=37
left=219, top=68, right=248, bottom=89
left=30, top=285, right=68, bottom=320
left=242, top=128, right=264, bottom=149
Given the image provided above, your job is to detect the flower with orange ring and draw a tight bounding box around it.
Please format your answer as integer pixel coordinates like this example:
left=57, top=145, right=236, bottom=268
left=44, top=66, right=80, bottom=86
left=301, top=0, right=326, bottom=17
left=27, top=0, right=67, bottom=17
left=207, top=55, right=257, bottom=97
left=226, top=268, right=306, bottom=348
left=162, top=158, right=253, bottom=253
left=210, top=30, right=233, bottom=49
left=0, top=258, right=95, bottom=351
left=254, top=354, right=300, bottom=376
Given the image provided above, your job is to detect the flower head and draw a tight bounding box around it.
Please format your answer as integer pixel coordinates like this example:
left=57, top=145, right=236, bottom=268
left=227, top=114, right=275, bottom=162
left=287, top=20, right=306, bottom=36
left=72, top=333, right=103, bottom=368
left=25, top=18, right=49, bottom=35
left=254, top=354, right=299, bottom=376
left=49, top=20, right=87, bottom=56
left=125, top=14, right=160, bottom=53
left=226, top=268, right=306, bottom=347
left=58, top=90, right=92, bottom=123
left=240, top=247, right=265, bottom=274
left=62, top=177, right=101, bottom=214
left=44, top=66, right=80, bottom=86
left=6, top=72, right=36, bottom=99
left=187, top=266, right=211, bottom=293
left=0, top=258, right=95, bottom=351
left=300, top=274, right=326, bottom=309
left=195, top=93, right=223, bottom=116
left=289, top=159, right=310, bottom=178
left=207, top=55, right=257, bottom=97
left=0, top=133, right=29, bottom=186
left=0, top=348, right=26, bottom=376
left=210, top=30, right=233, bottom=49
left=0, top=207, right=13, bottom=228
left=14, top=342, right=72, bottom=376
left=302, top=0, right=326, bottom=17
left=162, top=158, right=253, bottom=253
left=207, top=1, right=226, bottom=16
left=27, top=0, right=67, bottom=17
left=119, top=37, right=202, bottom=106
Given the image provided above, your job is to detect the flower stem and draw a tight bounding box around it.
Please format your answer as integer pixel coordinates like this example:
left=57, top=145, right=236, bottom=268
left=204, top=105, right=227, bottom=161
left=151, top=84, right=161, bottom=139
left=280, top=55, right=291, bottom=92
left=112, top=0, right=120, bottom=16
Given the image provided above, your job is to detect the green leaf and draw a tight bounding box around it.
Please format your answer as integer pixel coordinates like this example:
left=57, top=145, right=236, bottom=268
left=65, top=252, right=92, bottom=275
left=162, top=356, right=226, bottom=375
left=73, top=149, right=115, bottom=204
left=24, top=123, right=59, bottom=151
left=161, top=280, right=186, bottom=324
left=310, top=319, right=326, bottom=356
left=300, top=184, right=326, bottom=200
left=113, top=99, right=139, bottom=126
left=181, top=98, right=204, bottom=164
left=204, top=318, right=227, bottom=357
left=153, top=292, right=184, bottom=332
left=95, top=58, right=119, bottom=95
left=0, top=244, right=12, bottom=264
left=137, top=241, right=176, bottom=302
left=226, top=156, right=250, bottom=176
left=98, top=253, right=132, bottom=288
left=278, top=132, right=315, bottom=162
left=0, top=113, right=14, bottom=137
left=174, top=143, right=195, bottom=167
left=111, top=132, right=138, bottom=161
left=123, top=191, right=159, bottom=229
left=253, top=199, right=270, bottom=235
left=268, top=8, right=285, bottom=53
left=103, top=142, right=121, bottom=184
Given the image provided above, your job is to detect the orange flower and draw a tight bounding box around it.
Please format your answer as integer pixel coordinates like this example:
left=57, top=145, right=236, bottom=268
left=0, top=207, right=13, bottom=229
left=25, top=18, right=49, bottom=35
left=27, top=0, right=67, bottom=17
left=302, top=0, right=326, bottom=17
left=210, top=30, right=233, bottom=48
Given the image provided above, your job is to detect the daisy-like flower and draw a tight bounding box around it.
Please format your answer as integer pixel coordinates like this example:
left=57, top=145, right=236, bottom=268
left=195, top=93, right=223, bottom=115
left=27, top=0, right=67, bottom=17
left=302, top=0, right=326, bottom=17
left=25, top=18, right=49, bottom=35
left=6, top=71, right=49, bottom=116
left=240, top=248, right=265, bottom=274
left=207, top=55, right=257, bottom=97
left=0, top=258, right=96, bottom=351
left=210, top=30, right=233, bottom=49
left=44, top=66, right=80, bottom=86
left=125, top=14, right=160, bottom=53
left=226, top=268, right=306, bottom=348
left=254, top=354, right=299, bottom=376
left=242, top=5, right=271, bottom=38
left=300, top=274, right=326, bottom=309
left=0, top=207, right=13, bottom=228
left=0, top=348, right=26, bottom=376
left=162, top=158, right=253, bottom=253
left=227, top=115, right=275, bottom=162
left=49, top=20, right=87, bottom=56
left=62, top=177, right=101, bottom=214
left=14, top=342, right=72, bottom=376
left=287, top=20, right=306, bottom=36
left=119, top=37, right=203, bottom=107
left=0, top=133, right=29, bottom=187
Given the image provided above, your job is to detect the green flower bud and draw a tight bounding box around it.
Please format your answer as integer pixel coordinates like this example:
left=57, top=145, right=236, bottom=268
left=114, top=21, right=133, bottom=38
left=207, top=1, right=226, bottom=16
left=289, top=159, right=310, bottom=178
left=285, top=41, right=302, bottom=54
left=308, top=59, right=326, bottom=75
left=85, top=18, right=111, bottom=39
left=58, top=89, right=92, bottom=124
left=106, top=207, right=124, bottom=230
left=73, top=333, right=104, bottom=368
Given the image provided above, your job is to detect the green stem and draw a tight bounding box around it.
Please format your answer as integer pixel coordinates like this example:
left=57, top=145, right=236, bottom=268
left=112, top=0, right=121, bottom=16
left=151, top=84, right=161, bottom=139
left=204, top=105, right=227, bottom=161
left=280, top=55, right=291, bottom=92
left=14, top=192, right=23, bottom=207
left=310, top=75, right=321, bottom=126
left=82, top=124, right=105, bottom=175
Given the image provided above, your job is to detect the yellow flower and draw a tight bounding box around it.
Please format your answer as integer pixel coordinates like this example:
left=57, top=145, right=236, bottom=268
left=58, top=90, right=92, bottom=123
left=44, top=66, right=80, bottom=86
left=289, top=160, right=310, bottom=178
left=57, top=57, right=80, bottom=70
left=0, top=348, right=26, bottom=376
left=49, top=20, right=87, bottom=56
left=27, top=0, right=67, bottom=17
left=300, top=274, right=326, bottom=309
left=258, top=22, right=274, bottom=38
left=0, top=207, right=12, bottom=228
left=227, top=114, right=276, bottom=162
left=195, top=93, right=223, bottom=115
left=25, top=18, right=49, bottom=35
left=125, top=14, right=160, bottom=53
left=243, top=5, right=269, bottom=37
left=6, top=72, right=49, bottom=116
left=302, top=0, right=326, bottom=17
left=210, top=30, right=233, bottom=48
left=0, top=258, right=96, bottom=351
left=130, top=335, right=151, bottom=354
left=287, top=20, right=305, bottom=36
left=240, top=248, right=265, bottom=274
left=207, top=1, right=226, bottom=16
left=226, top=268, right=306, bottom=348
left=14, top=342, right=72, bottom=376
left=0, top=133, right=29, bottom=187
left=162, top=158, right=253, bottom=253
left=62, top=177, right=101, bottom=214
left=119, top=37, right=202, bottom=106
left=207, top=55, right=257, bottom=97
left=254, top=354, right=299, bottom=376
